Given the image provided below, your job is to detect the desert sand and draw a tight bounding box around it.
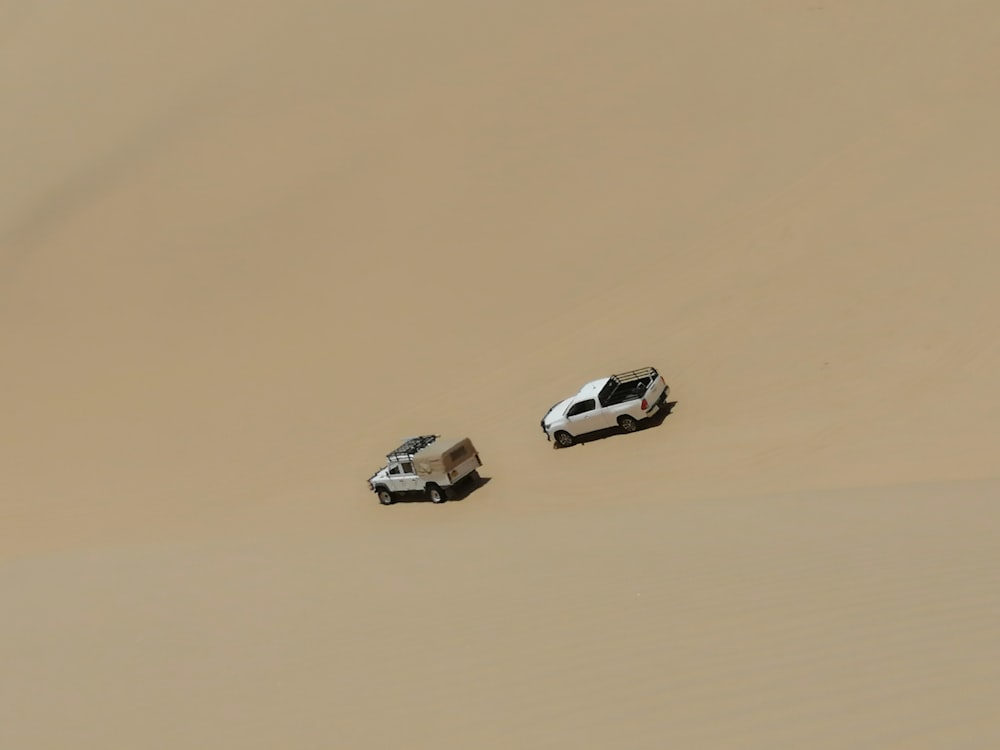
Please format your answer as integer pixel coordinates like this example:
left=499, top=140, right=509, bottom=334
left=3, top=2, right=1000, bottom=747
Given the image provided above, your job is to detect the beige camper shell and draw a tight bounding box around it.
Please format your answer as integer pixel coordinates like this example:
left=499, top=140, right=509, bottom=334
left=412, top=437, right=480, bottom=481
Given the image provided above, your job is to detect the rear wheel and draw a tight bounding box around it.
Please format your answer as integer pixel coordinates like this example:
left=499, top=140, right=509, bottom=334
left=618, top=415, right=638, bottom=433
left=554, top=431, right=574, bottom=447
left=469, top=470, right=481, bottom=484
left=427, top=484, right=447, bottom=504
left=377, top=488, right=393, bottom=505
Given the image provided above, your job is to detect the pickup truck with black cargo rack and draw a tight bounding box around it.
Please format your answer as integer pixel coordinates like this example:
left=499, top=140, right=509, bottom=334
left=540, top=366, right=669, bottom=447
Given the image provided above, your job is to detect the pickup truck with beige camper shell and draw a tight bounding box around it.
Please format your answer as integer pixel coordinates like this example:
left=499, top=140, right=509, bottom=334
left=367, top=435, right=483, bottom=505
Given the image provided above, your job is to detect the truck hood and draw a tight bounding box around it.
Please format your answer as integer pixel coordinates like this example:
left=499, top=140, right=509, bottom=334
left=542, top=397, right=573, bottom=428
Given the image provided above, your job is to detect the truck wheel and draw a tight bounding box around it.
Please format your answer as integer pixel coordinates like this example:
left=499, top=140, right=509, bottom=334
left=427, top=484, right=447, bottom=504
left=469, top=470, right=481, bottom=484
left=377, top=488, right=394, bottom=505
left=554, top=431, right=574, bottom=447
left=618, top=415, right=638, bottom=433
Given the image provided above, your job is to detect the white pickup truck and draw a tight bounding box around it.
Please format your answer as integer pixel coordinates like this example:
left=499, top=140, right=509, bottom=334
left=540, top=366, right=669, bottom=447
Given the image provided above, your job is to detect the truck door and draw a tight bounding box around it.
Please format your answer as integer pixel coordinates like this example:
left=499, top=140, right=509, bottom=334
left=398, top=460, right=422, bottom=492
left=565, top=398, right=611, bottom=433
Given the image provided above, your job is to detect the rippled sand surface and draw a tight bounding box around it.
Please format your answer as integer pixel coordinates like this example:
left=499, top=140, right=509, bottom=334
left=3, top=3, right=999, bottom=747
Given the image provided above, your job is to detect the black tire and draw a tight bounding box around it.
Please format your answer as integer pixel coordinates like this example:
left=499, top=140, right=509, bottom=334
left=376, top=488, right=393, bottom=506
left=554, top=431, right=574, bottom=447
left=469, top=470, right=481, bottom=484
left=618, top=415, right=638, bottom=433
left=427, top=484, right=447, bottom=504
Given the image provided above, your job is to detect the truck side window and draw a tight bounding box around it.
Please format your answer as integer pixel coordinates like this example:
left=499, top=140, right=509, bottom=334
left=568, top=399, right=596, bottom=416
left=401, top=461, right=413, bottom=474
left=389, top=464, right=401, bottom=475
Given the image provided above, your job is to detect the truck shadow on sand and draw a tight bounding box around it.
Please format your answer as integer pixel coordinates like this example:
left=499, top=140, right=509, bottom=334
left=553, top=401, right=678, bottom=449
left=392, top=475, right=493, bottom=504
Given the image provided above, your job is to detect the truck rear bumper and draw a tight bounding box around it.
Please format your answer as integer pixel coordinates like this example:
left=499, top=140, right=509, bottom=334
left=445, top=453, right=482, bottom=485
left=645, top=387, right=669, bottom=415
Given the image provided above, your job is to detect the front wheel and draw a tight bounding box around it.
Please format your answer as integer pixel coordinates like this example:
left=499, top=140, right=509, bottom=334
left=377, top=488, right=394, bottom=506
left=618, top=415, right=638, bottom=433
left=554, top=431, right=574, bottom=447
left=427, top=484, right=447, bottom=504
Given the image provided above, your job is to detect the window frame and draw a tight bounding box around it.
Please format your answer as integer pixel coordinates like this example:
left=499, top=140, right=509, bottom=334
left=567, top=398, right=596, bottom=417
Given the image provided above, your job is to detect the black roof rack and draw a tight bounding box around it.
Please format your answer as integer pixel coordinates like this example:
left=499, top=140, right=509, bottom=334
left=599, top=367, right=659, bottom=405
left=387, top=434, right=439, bottom=460
left=609, top=366, right=657, bottom=384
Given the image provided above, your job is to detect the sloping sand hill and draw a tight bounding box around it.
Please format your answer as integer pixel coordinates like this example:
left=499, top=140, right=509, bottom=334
left=3, top=2, right=999, bottom=747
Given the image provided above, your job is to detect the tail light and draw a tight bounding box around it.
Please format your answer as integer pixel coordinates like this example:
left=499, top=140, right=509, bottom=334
left=641, top=398, right=648, bottom=410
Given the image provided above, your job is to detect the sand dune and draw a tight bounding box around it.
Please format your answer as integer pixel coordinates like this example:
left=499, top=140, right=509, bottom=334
left=3, top=2, right=999, bottom=747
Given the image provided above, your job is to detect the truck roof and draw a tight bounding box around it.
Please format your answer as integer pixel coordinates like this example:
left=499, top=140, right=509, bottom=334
left=576, top=378, right=610, bottom=399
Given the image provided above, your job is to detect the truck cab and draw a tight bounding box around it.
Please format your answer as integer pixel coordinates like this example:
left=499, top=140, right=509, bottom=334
left=563, top=380, right=616, bottom=433
left=382, top=458, right=424, bottom=493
